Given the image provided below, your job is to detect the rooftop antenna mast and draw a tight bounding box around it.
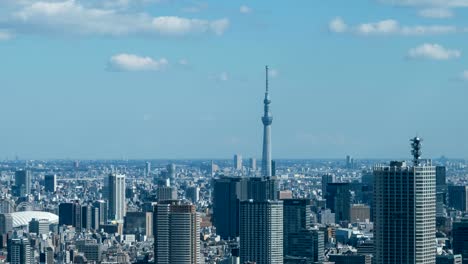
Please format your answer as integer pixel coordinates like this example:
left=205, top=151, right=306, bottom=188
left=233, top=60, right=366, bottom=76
left=410, top=136, right=422, bottom=166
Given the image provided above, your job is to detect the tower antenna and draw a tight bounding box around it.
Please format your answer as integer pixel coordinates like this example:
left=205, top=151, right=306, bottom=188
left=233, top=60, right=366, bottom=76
left=410, top=136, right=422, bottom=166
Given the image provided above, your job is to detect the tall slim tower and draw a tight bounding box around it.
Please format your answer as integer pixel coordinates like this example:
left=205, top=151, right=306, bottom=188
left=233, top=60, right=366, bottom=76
left=373, top=137, right=436, bottom=264
left=261, top=66, right=273, bottom=177
left=107, top=173, right=126, bottom=222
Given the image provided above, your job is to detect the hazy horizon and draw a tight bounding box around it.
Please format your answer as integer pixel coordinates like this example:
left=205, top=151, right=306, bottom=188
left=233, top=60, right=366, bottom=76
left=1, top=0, right=468, bottom=159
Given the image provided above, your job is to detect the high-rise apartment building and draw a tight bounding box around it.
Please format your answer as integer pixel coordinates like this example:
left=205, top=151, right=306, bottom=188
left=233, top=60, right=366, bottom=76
left=240, top=200, right=283, bottom=264
left=107, top=173, right=126, bottom=222
left=8, top=237, right=33, bottom=264
left=373, top=137, right=436, bottom=264
left=153, top=201, right=201, bottom=264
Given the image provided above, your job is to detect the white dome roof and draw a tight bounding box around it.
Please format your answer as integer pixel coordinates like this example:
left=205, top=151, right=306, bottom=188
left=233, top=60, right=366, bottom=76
left=10, top=211, right=59, bottom=227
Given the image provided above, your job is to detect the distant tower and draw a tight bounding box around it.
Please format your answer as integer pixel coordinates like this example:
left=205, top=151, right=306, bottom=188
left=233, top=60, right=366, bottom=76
left=234, top=154, right=243, bottom=170
left=15, top=170, right=31, bottom=196
left=107, top=173, right=126, bottom=222
left=167, top=164, right=176, bottom=180
left=261, top=66, right=273, bottom=177
left=44, top=174, right=57, bottom=193
left=373, top=137, right=436, bottom=264
left=145, top=162, right=151, bottom=177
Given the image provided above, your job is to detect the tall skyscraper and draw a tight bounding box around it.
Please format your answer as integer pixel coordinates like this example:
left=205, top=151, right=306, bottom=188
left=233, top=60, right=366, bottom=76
left=92, top=200, right=108, bottom=227
left=282, top=199, right=311, bottom=256
left=240, top=200, right=283, bottom=264
left=448, top=185, right=468, bottom=212
left=249, top=158, right=257, bottom=171
left=326, top=182, right=351, bottom=222
left=153, top=201, right=201, bottom=264
left=8, top=237, right=33, bottom=264
left=157, top=186, right=178, bottom=202
left=234, top=154, right=243, bottom=170
left=107, top=173, right=126, bottom=222
left=261, top=66, right=273, bottom=177
left=212, top=176, right=246, bottom=239
left=145, top=161, right=151, bottom=177
left=167, top=164, right=176, bottom=180
left=15, top=170, right=31, bottom=196
left=321, top=174, right=335, bottom=198
left=373, top=137, right=436, bottom=264
left=452, top=218, right=468, bottom=263
left=44, top=174, right=57, bottom=193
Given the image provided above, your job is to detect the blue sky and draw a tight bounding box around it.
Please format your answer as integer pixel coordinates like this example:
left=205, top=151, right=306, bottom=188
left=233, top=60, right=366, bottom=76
left=0, top=0, right=468, bottom=159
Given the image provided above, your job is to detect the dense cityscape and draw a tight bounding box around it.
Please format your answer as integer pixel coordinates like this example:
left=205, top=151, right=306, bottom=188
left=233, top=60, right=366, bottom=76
left=0, top=66, right=467, bottom=264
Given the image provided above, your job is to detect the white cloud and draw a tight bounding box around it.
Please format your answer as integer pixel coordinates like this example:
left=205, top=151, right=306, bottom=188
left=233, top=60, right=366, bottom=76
left=218, top=72, right=229, bottom=81
left=461, top=70, right=468, bottom=81
left=407, top=43, right=461, bottom=60
left=330, top=18, right=458, bottom=36
left=418, top=8, right=454, bottom=18
left=379, top=0, right=468, bottom=8
left=6, top=0, right=229, bottom=37
left=108, top=53, right=168, bottom=71
left=0, top=31, right=13, bottom=41
left=178, top=59, right=189, bottom=65
left=329, top=17, right=347, bottom=33
left=240, top=5, right=252, bottom=14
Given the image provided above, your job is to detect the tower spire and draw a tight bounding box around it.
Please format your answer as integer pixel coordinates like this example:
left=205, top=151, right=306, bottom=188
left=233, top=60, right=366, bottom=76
left=261, top=65, right=273, bottom=177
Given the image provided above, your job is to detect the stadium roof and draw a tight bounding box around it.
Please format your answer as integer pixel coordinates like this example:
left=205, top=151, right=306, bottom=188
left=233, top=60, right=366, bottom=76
left=10, top=211, right=58, bottom=227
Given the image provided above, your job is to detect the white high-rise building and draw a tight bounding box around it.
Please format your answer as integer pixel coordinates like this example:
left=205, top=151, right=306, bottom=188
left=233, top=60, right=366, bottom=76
left=240, top=200, right=283, bottom=264
left=8, top=237, right=33, bottom=264
left=234, top=154, right=243, bottom=170
left=107, top=173, right=126, bottom=222
left=373, top=138, right=436, bottom=264
left=154, top=201, right=201, bottom=264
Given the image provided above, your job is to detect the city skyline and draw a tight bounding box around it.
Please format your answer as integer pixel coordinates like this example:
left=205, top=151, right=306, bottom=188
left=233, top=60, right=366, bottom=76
left=1, top=0, right=468, bottom=159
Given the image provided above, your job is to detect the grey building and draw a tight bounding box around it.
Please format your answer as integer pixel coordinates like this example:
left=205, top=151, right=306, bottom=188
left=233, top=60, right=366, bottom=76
left=240, top=200, right=283, bottom=264
left=153, top=201, right=201, bottom=264
left=0, top=213, right=13, bottom=234
left=282, top=199, right=311, bottom=256
left=326, top=182, right=351, bottom=222
left=76, top=239, right=102, bottom=262
left=107, top=173, right=126, bottom=222
left=234, top=154, right=243, bottom=170
left=373, top=155, right=436, bottom=263
left=321, top=174, right=335, bottom=198
left=287, top=229, right=324, bottom=263
left=157, top=186, right=178, bottom=202
left=8, top=237, right=33, bottom=264
left=329, top=253, right=372, bottom=264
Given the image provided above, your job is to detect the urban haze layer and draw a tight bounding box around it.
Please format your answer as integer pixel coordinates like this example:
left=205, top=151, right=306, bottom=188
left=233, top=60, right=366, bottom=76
left=1, top=66, right=468, bottom=264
